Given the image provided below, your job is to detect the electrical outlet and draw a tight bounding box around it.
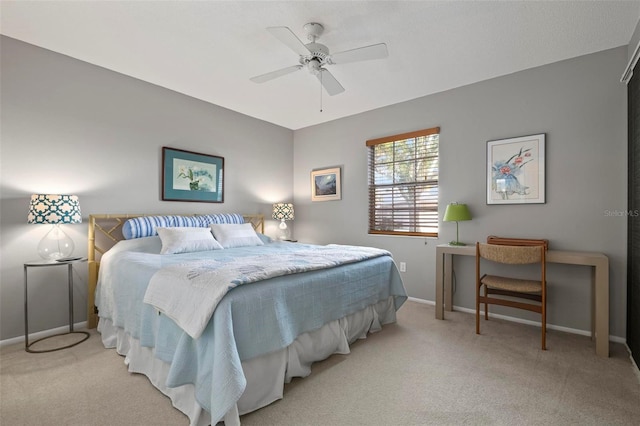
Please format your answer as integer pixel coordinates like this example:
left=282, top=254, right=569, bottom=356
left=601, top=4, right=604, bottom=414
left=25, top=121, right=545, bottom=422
left=399, top=262, right=406, bottom=272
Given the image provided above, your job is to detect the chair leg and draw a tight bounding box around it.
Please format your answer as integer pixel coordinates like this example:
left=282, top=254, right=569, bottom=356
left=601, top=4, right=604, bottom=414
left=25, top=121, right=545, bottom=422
left=476, top=288, right=480, bottom=335
left=541, top=303, right=547, bottom=350
left=484, top=287, right=489, bottom=320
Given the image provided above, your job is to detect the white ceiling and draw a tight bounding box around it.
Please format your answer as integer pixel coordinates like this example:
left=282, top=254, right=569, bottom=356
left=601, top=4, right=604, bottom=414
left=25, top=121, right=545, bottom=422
left=2, top=1, right=639, bottom=130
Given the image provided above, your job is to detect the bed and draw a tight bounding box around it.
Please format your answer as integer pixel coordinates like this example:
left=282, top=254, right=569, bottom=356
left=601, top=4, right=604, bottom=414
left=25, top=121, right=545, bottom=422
left=87, top=213, right=407, bottom=425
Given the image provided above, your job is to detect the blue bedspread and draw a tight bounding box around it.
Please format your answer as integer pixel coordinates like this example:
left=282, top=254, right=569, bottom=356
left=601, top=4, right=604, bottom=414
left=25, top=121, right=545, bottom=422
left=144, top=244, right=393, bottom=339
left=96, top=237, right=407, bottom=423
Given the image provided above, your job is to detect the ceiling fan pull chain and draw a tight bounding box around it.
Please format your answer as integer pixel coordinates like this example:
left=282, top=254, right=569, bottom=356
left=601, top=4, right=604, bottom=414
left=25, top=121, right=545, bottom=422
left=319, top=71, right=323, bottom=113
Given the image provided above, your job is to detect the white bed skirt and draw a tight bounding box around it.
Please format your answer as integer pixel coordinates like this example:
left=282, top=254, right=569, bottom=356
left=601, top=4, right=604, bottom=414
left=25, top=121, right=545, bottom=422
left=98, top=297, right=397, bottom=426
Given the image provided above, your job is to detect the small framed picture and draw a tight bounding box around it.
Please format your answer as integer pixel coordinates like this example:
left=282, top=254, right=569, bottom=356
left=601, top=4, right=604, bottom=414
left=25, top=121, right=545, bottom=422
left=311, top=167, right=341, bottom=202
left=487, top=134, right=545, bottom=205
left=162, top=147, right=224, bottom=203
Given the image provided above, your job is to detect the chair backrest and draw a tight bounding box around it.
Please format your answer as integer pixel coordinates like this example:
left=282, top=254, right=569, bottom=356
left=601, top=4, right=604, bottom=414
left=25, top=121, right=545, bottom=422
left=477, top=243, right=544, bottom=265
left=486, top=235, right=548, bottom=251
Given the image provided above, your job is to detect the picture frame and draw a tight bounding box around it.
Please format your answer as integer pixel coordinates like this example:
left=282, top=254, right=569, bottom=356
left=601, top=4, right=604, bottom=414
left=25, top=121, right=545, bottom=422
left=311, top=167, right=341, bottom=202
left=162, top=147, right=224, bottom=203
left=486, top=134, right=545, bottom=205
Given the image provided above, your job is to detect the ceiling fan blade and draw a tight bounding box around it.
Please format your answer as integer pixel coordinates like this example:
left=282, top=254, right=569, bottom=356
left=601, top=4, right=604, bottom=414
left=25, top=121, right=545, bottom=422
left=317, top=69, right=345, bottom=96
left=266, top=26, right=310, bottom=56
left=328, top=43, right=388, bottom=64
left=250, top=65, right=303, bottom=83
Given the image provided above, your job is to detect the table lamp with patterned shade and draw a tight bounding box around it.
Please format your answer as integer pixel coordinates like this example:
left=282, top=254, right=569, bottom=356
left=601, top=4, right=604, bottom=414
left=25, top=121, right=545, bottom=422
left=272, top=203, right=294, bottom=240
left=28, top=194, right=82, bottom=260
left=443, top=202, right=472, bottom=246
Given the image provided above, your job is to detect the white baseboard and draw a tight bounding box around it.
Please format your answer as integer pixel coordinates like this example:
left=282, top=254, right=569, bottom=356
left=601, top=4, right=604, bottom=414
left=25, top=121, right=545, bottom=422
left=3, top=298, right=627, bottom=348
left=0, top=321, right=88, bottom=348
left=406, top=296, right=625, bottom=344
left=407, top=296, right=434, bottom=305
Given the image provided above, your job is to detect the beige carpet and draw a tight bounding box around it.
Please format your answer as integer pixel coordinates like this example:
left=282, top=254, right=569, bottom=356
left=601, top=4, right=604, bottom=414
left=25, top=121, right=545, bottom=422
left=2, top=301, right=640, bottom=425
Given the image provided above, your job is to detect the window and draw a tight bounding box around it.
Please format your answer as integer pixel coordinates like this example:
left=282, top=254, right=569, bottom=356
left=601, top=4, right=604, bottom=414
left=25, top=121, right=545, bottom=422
left=367, top=127, right=440, bottom=237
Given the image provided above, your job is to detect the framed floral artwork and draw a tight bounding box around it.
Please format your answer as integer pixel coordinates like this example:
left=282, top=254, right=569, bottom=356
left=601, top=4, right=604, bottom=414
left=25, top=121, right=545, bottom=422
left=486, top=134, right=545, bottom=205
left=311, top=167, right=341, bottom=201
left=162, top=147, right=224, bottom=202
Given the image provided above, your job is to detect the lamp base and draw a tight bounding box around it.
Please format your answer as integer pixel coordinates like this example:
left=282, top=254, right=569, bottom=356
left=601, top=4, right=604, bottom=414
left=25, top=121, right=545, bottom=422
left=38, top=225, right=75, bottom=260
left=278, top=220, right=290, bottom=241
left=448, top=241, right=467, bottom=246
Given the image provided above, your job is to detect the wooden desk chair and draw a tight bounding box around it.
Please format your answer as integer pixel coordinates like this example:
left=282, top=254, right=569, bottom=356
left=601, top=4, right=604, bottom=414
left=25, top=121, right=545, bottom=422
left=475, top=242, right=547, bottom=350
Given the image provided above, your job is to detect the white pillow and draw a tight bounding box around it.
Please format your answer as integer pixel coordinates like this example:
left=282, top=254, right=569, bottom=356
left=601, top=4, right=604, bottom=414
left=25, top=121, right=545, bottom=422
left=210, top=223, right=264, bottom=249
left=156, top=227, right=223, bottom=254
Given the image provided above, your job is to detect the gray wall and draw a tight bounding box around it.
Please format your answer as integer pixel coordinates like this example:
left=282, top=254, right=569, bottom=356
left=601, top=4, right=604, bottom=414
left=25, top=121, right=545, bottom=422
left=292, top=46, right=628, bottom=339
left=0, top=37, right=294, bottom=340
left=0, top=35, right=629, bottom=342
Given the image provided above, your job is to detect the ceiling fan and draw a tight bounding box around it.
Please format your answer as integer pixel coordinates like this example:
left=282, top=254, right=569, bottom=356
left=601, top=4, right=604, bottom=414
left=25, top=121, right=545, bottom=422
left=250, top=22, right=388, bottom=96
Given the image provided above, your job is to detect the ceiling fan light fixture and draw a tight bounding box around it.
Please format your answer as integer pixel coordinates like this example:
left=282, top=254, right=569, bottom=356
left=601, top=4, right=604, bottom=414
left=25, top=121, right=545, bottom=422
left=307, top=59, right=321, bottom=75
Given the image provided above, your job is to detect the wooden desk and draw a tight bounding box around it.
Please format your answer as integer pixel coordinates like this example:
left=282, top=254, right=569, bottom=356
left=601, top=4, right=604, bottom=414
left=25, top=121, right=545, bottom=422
left=435, top=244, right=610, bottom=357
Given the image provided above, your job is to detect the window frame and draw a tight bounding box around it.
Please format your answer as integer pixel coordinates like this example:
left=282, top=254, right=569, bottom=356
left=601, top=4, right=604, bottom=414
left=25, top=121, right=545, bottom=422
left=366, top=127, right=440, bottom=237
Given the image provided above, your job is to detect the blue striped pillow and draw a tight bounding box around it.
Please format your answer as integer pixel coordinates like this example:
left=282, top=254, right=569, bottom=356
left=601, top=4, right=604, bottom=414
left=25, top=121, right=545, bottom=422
left=122, top=214, right=245, bottom=239
left=194, top=213, right=245, bottom=227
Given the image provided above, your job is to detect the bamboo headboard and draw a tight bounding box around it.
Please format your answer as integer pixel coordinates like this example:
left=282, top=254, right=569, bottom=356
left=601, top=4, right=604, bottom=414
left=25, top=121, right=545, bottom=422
left=86, top=213, right=265, bottom=329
